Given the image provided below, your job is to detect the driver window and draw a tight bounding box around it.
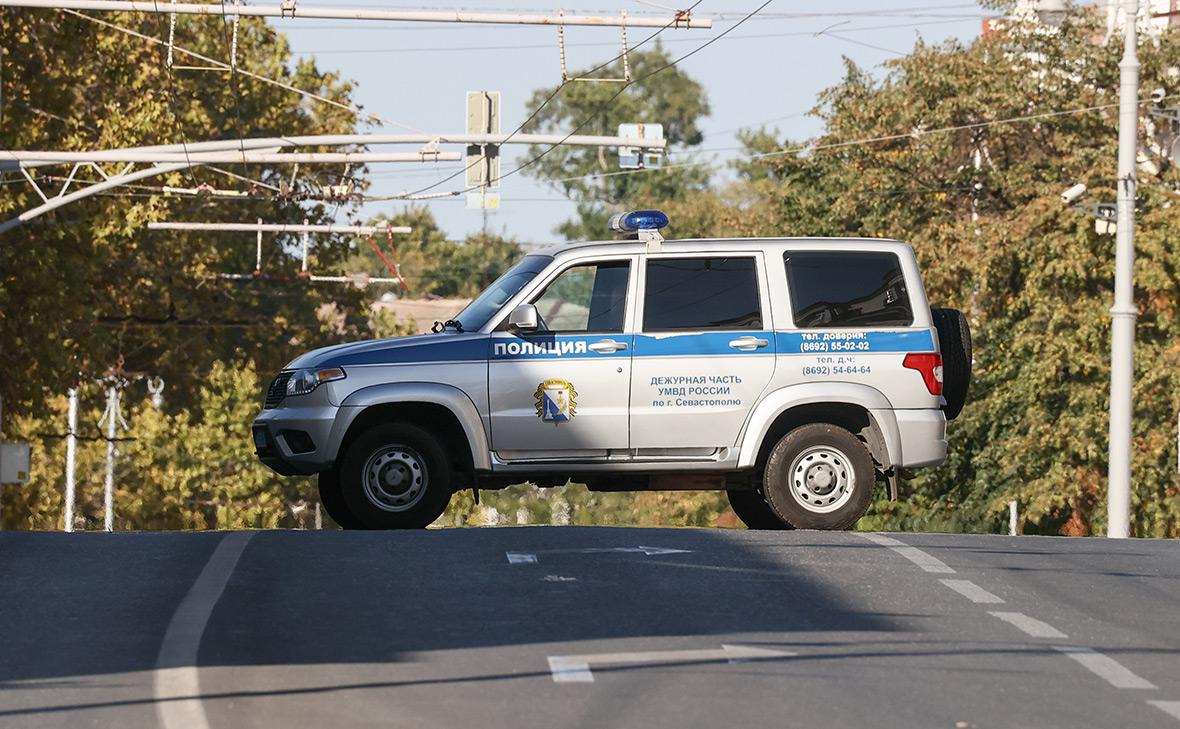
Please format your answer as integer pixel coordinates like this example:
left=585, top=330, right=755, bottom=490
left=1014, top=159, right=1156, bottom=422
left=531, top=260, right=630, bottom=333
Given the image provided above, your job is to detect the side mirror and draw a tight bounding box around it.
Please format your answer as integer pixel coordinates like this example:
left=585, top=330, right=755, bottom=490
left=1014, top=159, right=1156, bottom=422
left=508, top=303, right=539, bottom=331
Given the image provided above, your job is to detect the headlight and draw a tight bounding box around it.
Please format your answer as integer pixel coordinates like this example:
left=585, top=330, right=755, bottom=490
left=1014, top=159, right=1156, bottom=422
left=286, top=367, right=346, bottom=397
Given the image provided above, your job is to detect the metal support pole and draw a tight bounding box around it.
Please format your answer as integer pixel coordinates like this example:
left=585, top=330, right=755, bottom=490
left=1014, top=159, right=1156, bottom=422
left=1108, top=0, right=1139, bottom=539
left=64, top=388, right=78, bottom=532
left=101, top=385, right=119, bottom=532
left=300, top=220, right=309, bottom=274
left=0, top=0, right=713, bottom=28
left=254, top=217, right=263, bottom=274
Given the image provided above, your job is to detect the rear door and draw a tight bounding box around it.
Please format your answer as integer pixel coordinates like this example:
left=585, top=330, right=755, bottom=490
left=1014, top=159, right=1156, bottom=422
left=629, top=253, right=777, bottom=451
left=778, top=249, right=938, bottom=409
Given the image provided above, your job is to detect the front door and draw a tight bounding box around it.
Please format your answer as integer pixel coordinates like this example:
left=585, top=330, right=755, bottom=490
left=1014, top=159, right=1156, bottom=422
left=489, top=257, right=634, bottom=460
left=629, top=254, right=777, bottom=451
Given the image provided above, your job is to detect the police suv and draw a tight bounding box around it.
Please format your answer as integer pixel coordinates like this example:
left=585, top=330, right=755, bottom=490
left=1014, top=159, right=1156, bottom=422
left=253, top=211, right=971, bottom=531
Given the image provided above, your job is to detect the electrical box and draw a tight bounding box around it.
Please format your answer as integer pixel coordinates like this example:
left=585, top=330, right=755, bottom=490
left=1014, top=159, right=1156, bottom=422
left=0, top=442, right=30, bottom=484
left=618, top=123, right=664, bottom=169
left=466, top=91, right=501, bottom=189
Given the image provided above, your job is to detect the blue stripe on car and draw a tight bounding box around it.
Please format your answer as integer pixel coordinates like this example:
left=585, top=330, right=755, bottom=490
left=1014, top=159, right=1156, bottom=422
left=327, top=329, right=936, bottom=366
left=775, top=330, right=935, bottom=354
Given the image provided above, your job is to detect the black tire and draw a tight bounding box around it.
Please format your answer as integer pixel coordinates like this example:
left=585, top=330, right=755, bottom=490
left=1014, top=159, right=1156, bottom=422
left=763, top=423, right=875, bottom=530
left=931, top=307, right=972, bottom=420
left=317, top=470, right=364, bottom=529
left=727, top=489, right=793, bottom=530
left=338, top=423, right=453, bottom=529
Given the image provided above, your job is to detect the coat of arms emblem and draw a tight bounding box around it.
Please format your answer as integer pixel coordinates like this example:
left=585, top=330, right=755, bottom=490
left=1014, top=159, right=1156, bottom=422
left=534, top=379, right=577, bottom=423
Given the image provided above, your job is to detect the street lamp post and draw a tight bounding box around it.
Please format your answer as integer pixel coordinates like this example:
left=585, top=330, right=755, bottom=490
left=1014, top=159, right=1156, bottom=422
left=1108, top=0, right=1139, bottom=539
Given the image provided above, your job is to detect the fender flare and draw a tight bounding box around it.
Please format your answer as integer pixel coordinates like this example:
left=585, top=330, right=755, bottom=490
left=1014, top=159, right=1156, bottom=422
left=736, top=382, right=902, bottom=469
left=329, top=382, right=492, bottom=471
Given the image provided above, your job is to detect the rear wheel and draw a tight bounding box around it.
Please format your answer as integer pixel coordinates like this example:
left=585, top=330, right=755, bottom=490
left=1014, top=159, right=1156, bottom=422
left=727, top=488, right=792, bottom=530
left=763, top=423, right=875, bottom=530
left=338, top=423, right=453, bottom=529
left=318, top=470, right=363, bottom=529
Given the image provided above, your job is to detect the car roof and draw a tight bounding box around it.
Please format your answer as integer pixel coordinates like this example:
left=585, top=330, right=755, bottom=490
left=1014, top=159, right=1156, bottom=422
left=532, top=236, right=911, bottom=258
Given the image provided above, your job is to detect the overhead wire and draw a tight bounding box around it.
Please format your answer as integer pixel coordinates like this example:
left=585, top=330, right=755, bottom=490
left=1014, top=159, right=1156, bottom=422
left=217, top=0, right=252, bottom=182
left=405, top=0, right=776, bottom=201
left=63, top=9, right=428, bottom=133
left=145, top=0, right=202, bottom=187
left=397, top=0, right=708, bottom=199
left=535, top=96, right=1163, bottom=190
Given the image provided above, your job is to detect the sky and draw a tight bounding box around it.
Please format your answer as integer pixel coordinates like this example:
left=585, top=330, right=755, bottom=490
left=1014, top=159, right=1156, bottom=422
left=270, top=1, right=994, bottom=245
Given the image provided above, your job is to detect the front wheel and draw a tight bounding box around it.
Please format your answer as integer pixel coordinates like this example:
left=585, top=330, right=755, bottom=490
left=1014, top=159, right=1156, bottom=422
left=763, top=423, right=875, bottom=530
left=318, top=470, right=363, bottom=529
left=338, top=423, right=453, bottom=529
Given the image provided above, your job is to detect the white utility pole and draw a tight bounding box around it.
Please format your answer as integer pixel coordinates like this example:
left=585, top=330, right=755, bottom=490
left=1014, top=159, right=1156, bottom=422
left=1108, top=0, right=1139, bottom=539
left=97, top=383, right=124, bottom=532
left=64, top=387, right=78, bottom=532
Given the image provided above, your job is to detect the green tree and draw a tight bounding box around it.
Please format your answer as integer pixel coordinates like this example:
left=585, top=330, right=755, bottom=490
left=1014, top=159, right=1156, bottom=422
left=0, top=9, right=367, bottom=420
left=663, top=13, right=1180, bottom=536
left=342, top=207, right=522, bottom=298
left=521, top=44, right=711, bottom=239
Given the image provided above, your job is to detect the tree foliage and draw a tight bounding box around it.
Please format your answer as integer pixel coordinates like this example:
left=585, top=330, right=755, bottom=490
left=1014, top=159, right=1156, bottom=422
left=521, top=44, right=711, bottom=239
left=0, top=9, right=367, bottom=416
left=660, top=15, right=1180, bottom=536
left=343, top=207, right=522, bottom=299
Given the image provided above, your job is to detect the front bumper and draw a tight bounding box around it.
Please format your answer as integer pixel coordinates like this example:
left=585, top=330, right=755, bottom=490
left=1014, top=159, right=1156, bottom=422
left=252, top=404, right=339, bottom=476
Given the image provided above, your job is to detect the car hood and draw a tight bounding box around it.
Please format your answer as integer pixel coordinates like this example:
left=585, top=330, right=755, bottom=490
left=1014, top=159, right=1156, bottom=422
left=286, top=332, right=489, bottom=369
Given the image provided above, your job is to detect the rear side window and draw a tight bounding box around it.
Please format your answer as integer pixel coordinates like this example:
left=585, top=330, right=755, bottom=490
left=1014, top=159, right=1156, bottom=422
left=784, top=251, right=913, bottom=328
left=643, top=257, right=762, bottom=331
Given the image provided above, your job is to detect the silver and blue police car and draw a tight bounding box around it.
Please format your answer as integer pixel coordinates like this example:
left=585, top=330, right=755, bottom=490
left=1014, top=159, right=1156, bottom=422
left=253, top=210, right=970, bottom=530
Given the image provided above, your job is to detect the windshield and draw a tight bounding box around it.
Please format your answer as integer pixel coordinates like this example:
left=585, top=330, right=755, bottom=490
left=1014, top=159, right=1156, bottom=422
left=452, top=254, right=553, bottom=332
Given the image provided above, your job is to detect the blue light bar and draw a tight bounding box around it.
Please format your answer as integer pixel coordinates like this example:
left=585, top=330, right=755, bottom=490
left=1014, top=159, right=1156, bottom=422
left=608, top=209, right=669, bottom=233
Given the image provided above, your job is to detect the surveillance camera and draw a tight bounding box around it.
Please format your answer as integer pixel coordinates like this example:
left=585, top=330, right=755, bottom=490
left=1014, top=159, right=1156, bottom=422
left=1061, top=183, right=1087, bottom=204
left=1152, top=88, right=1167, bottom=105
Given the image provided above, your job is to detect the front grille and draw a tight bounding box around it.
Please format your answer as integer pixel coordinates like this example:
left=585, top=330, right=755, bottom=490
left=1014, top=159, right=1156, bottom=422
left=264, top=371, right=293, bottom=409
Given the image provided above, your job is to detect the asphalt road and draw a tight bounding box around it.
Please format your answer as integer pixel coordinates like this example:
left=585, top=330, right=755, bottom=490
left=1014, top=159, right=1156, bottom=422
left=1, top=527, right=1178, bottom=729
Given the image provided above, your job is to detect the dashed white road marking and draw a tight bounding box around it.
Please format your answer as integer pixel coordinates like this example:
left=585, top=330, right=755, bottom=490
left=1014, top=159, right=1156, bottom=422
left=988, top=611, right=1068, bottom=639
left=547, top=645, right=795, bottom=683
left=155, top=531, right=256, bottom=729
left=1053, top=647, right=1157, bottom=690
left=1148, top=701, right=1180, bottom=721
left=857, top=533, right=955, bottom=573
left=507, top=547, right=692, bottom=564
left=939, top=579, right=1004, bottom=604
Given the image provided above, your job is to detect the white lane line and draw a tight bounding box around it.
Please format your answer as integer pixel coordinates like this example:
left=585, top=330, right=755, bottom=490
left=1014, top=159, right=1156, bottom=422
left=1148, top=701, right=1180, bottom=721
left=939, top=579, right=1004, bottom=604
left=547, top=645, right=795, bottom=683
left=988, top=611, right=1068, bottom=639
left=506, top=552, right=537, bottom=564
left=548, top=656, right=594, bottom=683
left=155, top=531, right=256, bottom=729
left=1053, top=647, right=1157, bottom=690
left=857, top=533, right=955, bottom=574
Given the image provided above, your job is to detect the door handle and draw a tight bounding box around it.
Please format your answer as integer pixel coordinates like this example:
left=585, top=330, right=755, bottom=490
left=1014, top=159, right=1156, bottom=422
left=728, top=336, right=769, bottom=351
left=588, top=339, right=628, bottom=354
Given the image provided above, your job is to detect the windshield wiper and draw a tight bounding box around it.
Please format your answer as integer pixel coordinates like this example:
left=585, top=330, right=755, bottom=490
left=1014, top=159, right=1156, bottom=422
left=431, top=319, right=465, bottom=333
